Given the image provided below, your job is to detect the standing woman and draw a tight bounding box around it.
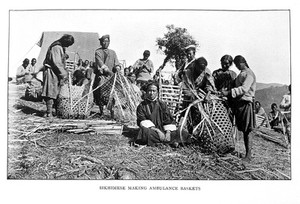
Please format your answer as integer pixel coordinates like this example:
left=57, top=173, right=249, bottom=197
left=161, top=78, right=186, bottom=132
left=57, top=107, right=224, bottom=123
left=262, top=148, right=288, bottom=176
left=213, top=55, right=237, bottom=122
left=37, top=34, right=74, bottom=117
left=213, top=54, right=237, bottom=92
left=221, top=55, right=256, bottom=161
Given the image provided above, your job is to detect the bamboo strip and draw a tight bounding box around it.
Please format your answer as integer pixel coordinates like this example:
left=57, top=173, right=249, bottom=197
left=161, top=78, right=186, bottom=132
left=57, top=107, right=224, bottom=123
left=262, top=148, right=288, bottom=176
left=68, top=72, right=73, bottom=116
left=85, top=73, right=95, bottom=115
left=274, top=169, right=290, bottom=179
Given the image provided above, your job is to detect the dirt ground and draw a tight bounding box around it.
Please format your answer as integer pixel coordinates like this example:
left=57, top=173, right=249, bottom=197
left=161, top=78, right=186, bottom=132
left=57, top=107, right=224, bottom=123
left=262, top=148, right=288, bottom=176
left=7, top=82, right=291, bottom=180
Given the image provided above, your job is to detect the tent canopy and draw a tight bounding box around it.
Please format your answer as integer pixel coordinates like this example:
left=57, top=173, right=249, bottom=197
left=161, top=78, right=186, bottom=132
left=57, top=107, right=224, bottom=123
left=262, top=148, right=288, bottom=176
left=36, top=31, right=100, bottom=70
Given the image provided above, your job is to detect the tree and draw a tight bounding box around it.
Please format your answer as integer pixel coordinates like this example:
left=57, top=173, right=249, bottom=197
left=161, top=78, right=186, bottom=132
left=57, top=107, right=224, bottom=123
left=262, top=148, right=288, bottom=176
left=156, top=24, right=199, bottom=70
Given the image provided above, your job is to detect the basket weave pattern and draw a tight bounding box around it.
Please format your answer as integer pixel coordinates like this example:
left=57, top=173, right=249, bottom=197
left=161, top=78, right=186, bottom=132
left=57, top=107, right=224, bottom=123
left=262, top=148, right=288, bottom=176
left=57, top=77, right=94, bottom=119
left=194, top=100, right=235, bottom=153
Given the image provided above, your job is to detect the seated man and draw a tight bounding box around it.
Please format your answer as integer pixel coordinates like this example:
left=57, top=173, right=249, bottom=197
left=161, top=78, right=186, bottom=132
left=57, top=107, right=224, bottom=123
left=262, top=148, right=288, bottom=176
left=16, top=58, right=30, bottom=85
left=124, top=67, right=136, bottom=84
left=255, top=101, right=270, bottom=128
left=134, top=81, right=190, bottom=146
left=268, top=103, right=285, bottom=133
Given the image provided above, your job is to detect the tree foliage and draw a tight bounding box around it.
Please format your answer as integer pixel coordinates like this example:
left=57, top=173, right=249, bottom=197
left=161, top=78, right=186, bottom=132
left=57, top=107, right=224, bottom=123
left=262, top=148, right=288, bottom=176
left=156, top=24, right=199, bottom=69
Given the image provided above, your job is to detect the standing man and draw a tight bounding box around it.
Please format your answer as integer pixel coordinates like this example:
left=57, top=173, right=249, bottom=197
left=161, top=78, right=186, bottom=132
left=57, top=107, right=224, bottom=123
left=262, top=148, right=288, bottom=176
left=221, top=55, right=256, bottom=161
left=94, top=34, right=121, bottom=116
left=132, top=50, right=154, bottom=88
left=36, top=34, right=74, bottom=118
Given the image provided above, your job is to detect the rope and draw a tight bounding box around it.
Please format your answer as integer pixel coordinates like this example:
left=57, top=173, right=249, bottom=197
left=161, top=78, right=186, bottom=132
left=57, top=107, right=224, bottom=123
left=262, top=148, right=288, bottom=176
left=12, top=43, right=37, bottom=70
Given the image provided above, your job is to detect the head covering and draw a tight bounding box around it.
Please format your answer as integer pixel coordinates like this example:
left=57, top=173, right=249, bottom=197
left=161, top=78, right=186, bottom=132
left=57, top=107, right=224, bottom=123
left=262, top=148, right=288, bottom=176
left=220, top=55, right=233, bottom=65
left=196, top=57, right=208, bottom=67
left=234, top=55, right=249, bottom=68
left=99, top=34, right=110, bottom=42
left=185, top=44, right=196, bottom=52
left=143, top=50, right=150, bottom=56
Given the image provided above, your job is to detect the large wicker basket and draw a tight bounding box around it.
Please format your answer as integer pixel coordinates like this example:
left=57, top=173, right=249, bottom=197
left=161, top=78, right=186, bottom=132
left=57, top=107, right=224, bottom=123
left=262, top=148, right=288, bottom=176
left=57, top=73, right=94, bottom=119
left=96, top=73, right=142, bottom=121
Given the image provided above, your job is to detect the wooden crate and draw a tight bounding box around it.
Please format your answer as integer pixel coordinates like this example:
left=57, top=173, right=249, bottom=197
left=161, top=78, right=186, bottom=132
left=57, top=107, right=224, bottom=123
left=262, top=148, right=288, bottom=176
left=159, top=84, right=183, bottom=114
left=66, top=60, right=76, bottom=71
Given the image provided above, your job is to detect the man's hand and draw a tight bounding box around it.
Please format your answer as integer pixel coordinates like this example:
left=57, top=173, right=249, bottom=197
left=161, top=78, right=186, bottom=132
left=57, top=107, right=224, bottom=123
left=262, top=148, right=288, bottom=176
left=113, top=65, right=121, bottom=73
left=150, top=127, right=167, bottom=142
left=221, top=89, right=230, bottom=97
left=182, top=89, right=193, bottom=97
left=31, top=72, right=37, bottom=78
left=60, top=71, right=68, bottom=80
left=100, top=64, right=109, bottom=71
left=204, top=91, right=211, bottom=102
left=165, top=131, right=171, bottom=142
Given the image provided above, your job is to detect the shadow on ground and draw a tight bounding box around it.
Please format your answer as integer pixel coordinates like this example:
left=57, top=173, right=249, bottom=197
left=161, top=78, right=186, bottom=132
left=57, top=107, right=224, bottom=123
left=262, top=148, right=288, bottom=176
left=122, top=125, right=139, bottom=139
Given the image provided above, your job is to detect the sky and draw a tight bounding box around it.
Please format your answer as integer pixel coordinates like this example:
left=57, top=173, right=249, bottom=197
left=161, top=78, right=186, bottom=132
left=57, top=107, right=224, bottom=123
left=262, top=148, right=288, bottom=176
left=9, top=9, right=291, bottom=85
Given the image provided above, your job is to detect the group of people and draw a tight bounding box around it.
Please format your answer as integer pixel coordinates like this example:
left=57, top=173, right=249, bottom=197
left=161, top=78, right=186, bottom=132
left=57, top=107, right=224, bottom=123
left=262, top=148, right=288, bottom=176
left=15, top=33, right=290, bottom=161
left=133, top=44, right=257, bottom=161
left=255, top=85, right=291, bottom=142
left=16, top=58, right=37, bottom=84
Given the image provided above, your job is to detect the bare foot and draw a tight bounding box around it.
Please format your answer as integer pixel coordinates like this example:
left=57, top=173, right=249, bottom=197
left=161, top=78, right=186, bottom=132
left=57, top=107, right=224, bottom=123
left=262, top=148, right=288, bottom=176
left=242, top=156, right=251, bottom=162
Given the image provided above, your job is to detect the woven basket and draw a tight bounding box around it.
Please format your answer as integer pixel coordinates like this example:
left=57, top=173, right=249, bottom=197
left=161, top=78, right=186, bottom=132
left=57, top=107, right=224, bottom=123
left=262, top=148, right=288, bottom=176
left=193, top=100, right=235, bottom=154
left=96, top=73, right=142, bottom=121
left=98, top=75, right=114, bottom=106
left=57, top=73, right=94, bottom=119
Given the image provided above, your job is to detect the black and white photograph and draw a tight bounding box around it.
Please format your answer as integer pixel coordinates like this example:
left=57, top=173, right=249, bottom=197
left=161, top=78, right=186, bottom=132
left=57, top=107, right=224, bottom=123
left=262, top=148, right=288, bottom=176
left=2, top=0, right=300, bottom=203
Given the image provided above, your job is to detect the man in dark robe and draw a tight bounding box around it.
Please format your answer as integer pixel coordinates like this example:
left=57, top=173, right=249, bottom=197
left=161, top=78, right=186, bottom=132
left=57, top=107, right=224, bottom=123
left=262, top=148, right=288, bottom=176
left=35, top=34, right=74, bottom=117
left=134, top=81, right=190, bottom=146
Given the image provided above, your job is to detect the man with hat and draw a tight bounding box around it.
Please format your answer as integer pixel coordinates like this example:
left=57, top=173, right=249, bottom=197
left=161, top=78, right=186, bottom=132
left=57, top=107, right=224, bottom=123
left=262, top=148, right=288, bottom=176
left=94, top=34, right=121, bottom=116
left=95, top=35, right=121, bottom=74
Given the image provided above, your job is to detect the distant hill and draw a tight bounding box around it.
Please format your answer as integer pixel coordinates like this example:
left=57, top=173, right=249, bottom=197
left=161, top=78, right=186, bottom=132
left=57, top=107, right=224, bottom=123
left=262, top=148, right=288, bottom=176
left=256, top=82, right=285, bottom=90
left=255, top=85, right=289, bottom=113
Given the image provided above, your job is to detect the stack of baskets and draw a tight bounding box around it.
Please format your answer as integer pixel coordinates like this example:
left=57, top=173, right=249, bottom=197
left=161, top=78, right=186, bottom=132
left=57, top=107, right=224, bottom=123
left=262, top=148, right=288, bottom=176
left=56, top=72, right=94, bottom=119
left=157, top=67, right=235, bottom=153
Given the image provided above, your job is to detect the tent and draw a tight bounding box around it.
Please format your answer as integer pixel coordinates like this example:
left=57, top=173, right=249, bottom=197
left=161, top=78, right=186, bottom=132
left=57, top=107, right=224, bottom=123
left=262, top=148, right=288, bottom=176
left=36, top=31, right=100, bottom=72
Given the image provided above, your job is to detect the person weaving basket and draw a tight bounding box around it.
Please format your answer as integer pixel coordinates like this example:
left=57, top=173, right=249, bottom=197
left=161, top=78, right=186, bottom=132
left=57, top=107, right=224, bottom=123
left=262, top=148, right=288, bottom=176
left=179, top=55, right=217, bottom=134
left=221, top=55, right=256, bottom=161
left=176, top=45, right=216, bottom=106
left=94, top=34, right=121, bottom=117
left=34, top=34, right=74, bottom=118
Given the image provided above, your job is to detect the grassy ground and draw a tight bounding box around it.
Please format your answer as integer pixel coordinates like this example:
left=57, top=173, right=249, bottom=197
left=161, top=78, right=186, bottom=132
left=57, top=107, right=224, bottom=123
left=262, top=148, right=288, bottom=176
left=7, top=83, right=291, bottom=180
